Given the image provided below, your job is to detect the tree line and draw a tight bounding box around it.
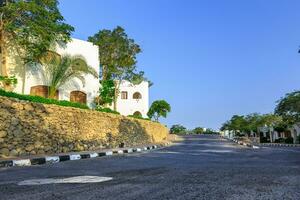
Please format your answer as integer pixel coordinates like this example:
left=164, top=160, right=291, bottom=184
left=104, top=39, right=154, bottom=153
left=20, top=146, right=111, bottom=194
left=220, top=91, right=300, bottom=140
left=170, top=124, right=218, bottom=135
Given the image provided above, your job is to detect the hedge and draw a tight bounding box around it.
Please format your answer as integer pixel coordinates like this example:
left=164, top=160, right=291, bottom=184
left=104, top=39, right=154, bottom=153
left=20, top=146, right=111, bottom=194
left=0, top=89, right=89, bottom=110
left=95, top=107, right=120, bottom=115
left=127, top=114, right=151, bottom=121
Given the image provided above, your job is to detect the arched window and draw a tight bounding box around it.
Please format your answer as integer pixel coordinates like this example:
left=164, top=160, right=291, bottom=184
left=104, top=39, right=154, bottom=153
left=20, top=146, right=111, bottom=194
left=30, top=85, right=59, bottom=99
left=133, top=92, right=142, bottom=99
left=70, top=91, right=87, bottom=104
left=133, top=111, right=142, bottom=117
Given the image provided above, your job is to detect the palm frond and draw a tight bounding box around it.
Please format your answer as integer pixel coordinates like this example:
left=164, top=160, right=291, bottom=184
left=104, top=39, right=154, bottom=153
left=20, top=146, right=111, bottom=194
left=41, top=54, right=98, bottom=98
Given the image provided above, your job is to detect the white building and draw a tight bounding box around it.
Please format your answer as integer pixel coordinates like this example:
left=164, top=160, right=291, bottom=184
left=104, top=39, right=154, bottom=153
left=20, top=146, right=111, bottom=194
left=114, top=80, right=149, bottom=118
left=2, top=38, right=149, bottom=116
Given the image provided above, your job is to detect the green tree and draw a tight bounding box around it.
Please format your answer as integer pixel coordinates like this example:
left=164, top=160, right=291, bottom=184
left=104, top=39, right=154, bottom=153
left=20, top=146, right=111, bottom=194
left=88, top=26, right=141, bottom=81
left=275, top=91, right=300, bottom=124
left=88, top=26, right=146, bottom=110
left=170, top=124, right=186, bottom=134
left=41, top=54, right=98, bottom=98
left=147, top=100, right=171, bottom=122
left=0, top=0, right=74, bottom=92
left=193, top=127, right=204, bottom=134
left=96, top=79, right=115, bottom=106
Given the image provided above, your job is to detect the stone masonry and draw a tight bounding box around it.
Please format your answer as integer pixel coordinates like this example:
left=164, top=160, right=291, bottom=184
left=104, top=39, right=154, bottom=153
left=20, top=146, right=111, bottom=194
left=0, top=96, right=169, bottom=158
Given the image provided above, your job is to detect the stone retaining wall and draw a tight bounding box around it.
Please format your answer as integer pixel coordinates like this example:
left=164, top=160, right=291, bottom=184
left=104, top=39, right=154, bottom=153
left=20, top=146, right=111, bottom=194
left=0, top=96, right=169, bottom=158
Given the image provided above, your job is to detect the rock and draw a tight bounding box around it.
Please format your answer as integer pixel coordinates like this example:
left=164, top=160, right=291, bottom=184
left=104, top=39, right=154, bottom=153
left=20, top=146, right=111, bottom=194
left=13, top=129, right=23, bottom=137
left=9, top=149, right=19, bottom=156
left=11, top=117, right=19, bottom=126
left=24, top=104, right=34, bottom=111
left=37, top=150, right=45, bottom=155
left=0, top=130, right=7, bottom=138
left=25, top=145, right=34, bottom=152
left=0, top=138, right=4, bottom=143
left=34, top=141, right=43, bottom=148
left=0, top=148, right=10, bottom=156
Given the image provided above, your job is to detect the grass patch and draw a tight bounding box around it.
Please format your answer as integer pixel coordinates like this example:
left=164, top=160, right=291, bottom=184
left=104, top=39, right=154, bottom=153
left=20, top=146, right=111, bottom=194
left=0, top=89, right=89, bottom=109
left=127, top=115, right=151, bottom=121
left=95, top=107, right=120, bottom=115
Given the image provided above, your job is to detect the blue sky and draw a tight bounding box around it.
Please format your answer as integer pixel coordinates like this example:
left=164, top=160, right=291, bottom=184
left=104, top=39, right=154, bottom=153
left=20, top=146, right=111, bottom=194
left=59, top=0, right=300, bottom=130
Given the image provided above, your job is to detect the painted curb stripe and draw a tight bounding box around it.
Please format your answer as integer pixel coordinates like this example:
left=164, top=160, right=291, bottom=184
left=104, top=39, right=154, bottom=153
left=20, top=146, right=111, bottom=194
left=13, top=159, right=31, bottom=167
left=30, top=158, right=46, bottom=165
left=59, top=155, right=70, bottom=162
left=98, top=152, right=106, bottom=157
left=80, top=154, right=90, bottom=159
left=46, top=156, right=59, bottom=163
left=69, top=154, right=81, bottom=160
left=124, top=149, right=133, bottom=153
left=0, top=160, right=13, bottom=168
left=90, top=153, right=98, bottom=158
left=117, top=150, right=124, bottom=154
left=0, top=145, right=161, bottom=169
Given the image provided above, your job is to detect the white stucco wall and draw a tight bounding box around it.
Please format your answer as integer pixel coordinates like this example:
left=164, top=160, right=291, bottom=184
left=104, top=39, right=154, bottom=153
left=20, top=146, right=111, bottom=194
left=4, top=38, right=149, bottom=115
left=114, top=80, right=149, bottom=118
left=9, top=38, right=100, bottom=107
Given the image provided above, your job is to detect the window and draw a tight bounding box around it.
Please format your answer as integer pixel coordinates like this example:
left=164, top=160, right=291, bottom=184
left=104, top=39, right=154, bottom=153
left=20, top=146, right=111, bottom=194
left=133, top=111, right=142, bottom=117
left=133, top=92, right=142, bottom=99
left=30, top=85, right=59, bottom=99
left=121, top=91, right=128, bottom=99
left=70, top=91, right=87, bottom=104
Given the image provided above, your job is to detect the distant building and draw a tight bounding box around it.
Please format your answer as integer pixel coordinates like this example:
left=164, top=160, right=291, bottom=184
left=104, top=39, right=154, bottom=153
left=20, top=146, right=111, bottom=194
left=112, top=80, right=149, bottom=118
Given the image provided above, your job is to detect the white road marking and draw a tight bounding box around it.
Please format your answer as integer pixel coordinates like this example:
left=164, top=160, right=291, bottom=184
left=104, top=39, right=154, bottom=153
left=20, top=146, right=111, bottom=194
left=18, top=176, right=113, bottom=186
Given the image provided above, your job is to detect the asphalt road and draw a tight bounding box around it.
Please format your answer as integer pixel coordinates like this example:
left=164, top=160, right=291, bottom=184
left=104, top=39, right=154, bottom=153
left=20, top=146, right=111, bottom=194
left=0, top=135, right=300, bottom=200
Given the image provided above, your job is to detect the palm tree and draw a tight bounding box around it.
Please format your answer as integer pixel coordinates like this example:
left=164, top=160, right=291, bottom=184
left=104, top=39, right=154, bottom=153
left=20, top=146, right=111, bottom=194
left=40, top=53, right=98, bottom=99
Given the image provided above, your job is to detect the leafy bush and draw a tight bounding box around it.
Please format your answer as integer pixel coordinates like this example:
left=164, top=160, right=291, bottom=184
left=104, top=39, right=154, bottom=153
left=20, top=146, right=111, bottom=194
left=147, top=100, right=171, bottom=122
left=127, top=115, right=150, bottom=121
left=170, top=124, right=186, bottom=134
left=0, top=89, right=89, bottom=109
left=274, top=138, right=285, bottom=143
left=284, top=137, right=294, bottom=144
left=260, top=136, right=269, bottom=143
left=95, top=106, right=120, bottom=115
left=193, top=127, right=204, bottom=134
left=0, top=76, right=18, bottom=86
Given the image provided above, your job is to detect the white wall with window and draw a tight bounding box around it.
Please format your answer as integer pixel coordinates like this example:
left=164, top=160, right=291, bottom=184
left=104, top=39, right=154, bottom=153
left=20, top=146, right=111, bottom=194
left=8, top=38, right=100, bottom=107
left=115, top=80, right=149, bottom=118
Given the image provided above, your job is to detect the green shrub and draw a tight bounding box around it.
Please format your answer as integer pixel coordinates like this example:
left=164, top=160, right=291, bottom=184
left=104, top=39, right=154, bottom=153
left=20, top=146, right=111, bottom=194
left=274, top=138, right=284, bottom=143
left=284, top=137, right=294, bottom=144
left=127, top=114, right=150, bottom=121
left=95, top=106, right=120, bottom=115
left=0, top=89, right=89, bottom=109
left=260, top=136, right=269, bottom=143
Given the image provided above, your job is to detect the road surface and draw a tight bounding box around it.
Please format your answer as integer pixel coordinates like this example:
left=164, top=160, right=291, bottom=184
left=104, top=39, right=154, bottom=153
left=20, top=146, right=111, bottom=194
left=0, top=135, right=299, bottom=200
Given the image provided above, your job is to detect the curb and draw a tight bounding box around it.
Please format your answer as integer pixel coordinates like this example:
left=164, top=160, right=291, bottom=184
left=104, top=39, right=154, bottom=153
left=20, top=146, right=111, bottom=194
left=258, top=143, right=300, bottom=148
left=221, top=136, right=260, bottom=149
left=0, top=145, right=159, bottom=169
